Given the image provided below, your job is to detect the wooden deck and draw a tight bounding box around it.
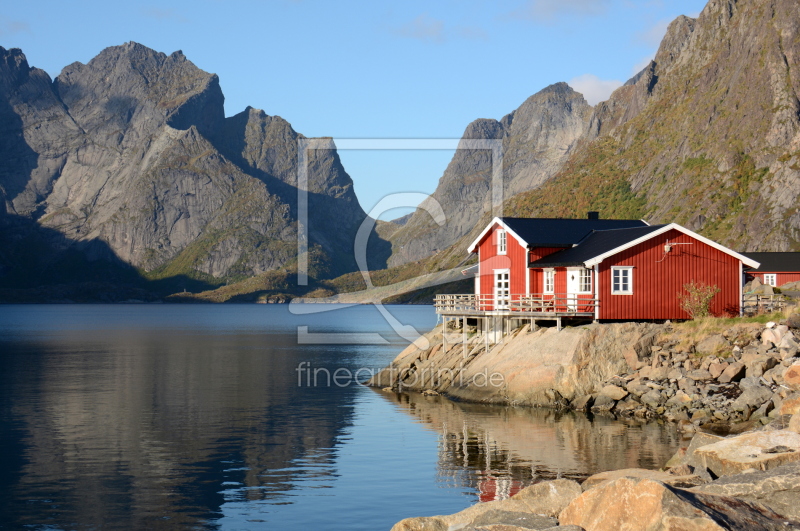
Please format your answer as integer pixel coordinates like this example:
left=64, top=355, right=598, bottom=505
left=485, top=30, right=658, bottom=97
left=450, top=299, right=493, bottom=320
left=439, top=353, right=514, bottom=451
left=434, top=294, right=596, bottom=318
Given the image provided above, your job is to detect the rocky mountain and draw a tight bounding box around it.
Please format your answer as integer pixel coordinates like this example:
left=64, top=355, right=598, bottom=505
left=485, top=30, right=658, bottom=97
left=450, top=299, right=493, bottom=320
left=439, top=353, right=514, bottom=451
left=390, top=0, right=800, bottom=273
left=387, top=82, right=592, bottom=267
left=509, top=0, right=800, bottom=251
left=0, top=42, right=377, bottom=292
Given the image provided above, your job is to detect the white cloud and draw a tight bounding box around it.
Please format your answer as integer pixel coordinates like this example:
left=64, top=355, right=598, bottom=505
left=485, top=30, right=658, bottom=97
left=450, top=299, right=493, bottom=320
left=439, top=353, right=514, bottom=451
left=513, top=0, right=612, bottom=22
left=393, top=14, right=445, bottom=43
left=568, top=74, right=623, bottom=106
left=636, top=18, right=670, bottom=48
left=0, top=17, right=30, bottom=37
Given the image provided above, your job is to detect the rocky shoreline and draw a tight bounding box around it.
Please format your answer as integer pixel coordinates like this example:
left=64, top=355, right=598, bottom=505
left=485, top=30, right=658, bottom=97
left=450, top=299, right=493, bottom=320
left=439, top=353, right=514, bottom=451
left=376, top=307, right=800, bottom=529
left=371, top=310, right=800, bottom=433
left=391, top=409, right=800, bottom=530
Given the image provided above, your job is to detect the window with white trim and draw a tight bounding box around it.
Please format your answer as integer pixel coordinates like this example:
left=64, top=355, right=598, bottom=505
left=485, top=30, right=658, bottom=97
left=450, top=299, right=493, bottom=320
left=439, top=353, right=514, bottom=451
left=764, top=274, right=777, bottom=287
left=579, top=268, right=592, bottom=293
left=544, top=270, right=554, bottom=294
left=497, top=229, right=507, bottom=255
left=611, top=267, right=633, bottom=295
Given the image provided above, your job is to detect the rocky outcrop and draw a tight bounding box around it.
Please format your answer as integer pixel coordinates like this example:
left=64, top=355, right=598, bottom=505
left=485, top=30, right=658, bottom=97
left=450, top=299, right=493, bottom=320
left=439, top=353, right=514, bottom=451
left=387, top=83, right=592, bottom=267
left=393, top=421, right=800, bottom=530
left=372, top=307, right=800, bottom=430
left=369, top=321, right=663, bottom=406
left=0, top=43, right=374, bottom=289
left=508, top=0, right=800, bottom=251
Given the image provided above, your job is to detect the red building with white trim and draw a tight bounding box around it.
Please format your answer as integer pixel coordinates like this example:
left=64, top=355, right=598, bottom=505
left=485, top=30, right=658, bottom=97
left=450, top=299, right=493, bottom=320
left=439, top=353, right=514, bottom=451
left=742, top=253, right=800, bottom=288
left=435, top=214, right=760, bottom=331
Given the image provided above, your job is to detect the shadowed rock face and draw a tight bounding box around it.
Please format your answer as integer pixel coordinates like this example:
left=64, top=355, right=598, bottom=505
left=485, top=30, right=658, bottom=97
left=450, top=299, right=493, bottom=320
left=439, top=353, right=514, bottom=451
left=0, top=42, right=372, bottom=283
left=387, top=82, right=592, bottom=267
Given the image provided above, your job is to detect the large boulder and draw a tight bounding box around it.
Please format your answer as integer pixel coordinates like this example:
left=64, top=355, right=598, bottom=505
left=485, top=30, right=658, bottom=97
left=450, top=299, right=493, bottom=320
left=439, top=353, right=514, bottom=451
left=559, top=477, right=794, bottom=530
left=511, top=479, right=584, bottom=517
left=390, top=479, right=582, bottom=531
left=732, top=386, right=774, bottom=412
left=691, top=462, right=800, bottom=520
left=693, top=429, right=800, bottom=477
left=383, top=322, right=666, bottom=405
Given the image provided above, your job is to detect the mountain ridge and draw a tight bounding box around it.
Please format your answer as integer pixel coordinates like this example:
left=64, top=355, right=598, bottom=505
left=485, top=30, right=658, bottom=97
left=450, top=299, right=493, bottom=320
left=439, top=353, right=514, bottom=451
left=0, top=42, right=380, bottom=294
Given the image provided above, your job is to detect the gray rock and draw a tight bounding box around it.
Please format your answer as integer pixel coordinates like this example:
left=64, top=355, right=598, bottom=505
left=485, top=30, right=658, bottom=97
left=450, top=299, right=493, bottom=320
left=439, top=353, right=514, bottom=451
left=696, top=334, right=730, bottom=354
left=733, top=386, right=774, bottom=412
left=591, top=394, right=617, bottom=411
left=717, top=362, right=746, bottom=384
left=600, top=384, right=629, bottom=401
left=469, top=510, right=558, bottom=529
left=687, top=369, right=713, bottom=381
left=691, top=462, right=800, bottom=520
left=640, top=389, right=665, bottom=408
left=571, top=394, right=594, bottom=411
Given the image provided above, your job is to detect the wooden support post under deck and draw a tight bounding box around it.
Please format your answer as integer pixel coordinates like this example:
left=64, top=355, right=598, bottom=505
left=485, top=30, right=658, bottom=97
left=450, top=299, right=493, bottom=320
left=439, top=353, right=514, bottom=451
left=462, top=318, right=467, bottom=358
left=556, top=317, right=562, bottom=332
left=443, top=317, right=447, bottom=352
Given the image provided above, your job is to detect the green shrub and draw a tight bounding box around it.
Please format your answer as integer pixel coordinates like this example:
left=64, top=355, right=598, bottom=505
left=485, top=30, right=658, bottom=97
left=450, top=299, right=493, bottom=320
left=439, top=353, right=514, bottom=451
left=679, top=281, right=720, bottom=319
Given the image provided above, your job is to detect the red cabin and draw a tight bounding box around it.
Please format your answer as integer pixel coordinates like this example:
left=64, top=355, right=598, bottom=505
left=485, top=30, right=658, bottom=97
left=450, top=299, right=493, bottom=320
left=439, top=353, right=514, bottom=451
left=742, top=253, right=800, bottom=289
left=436, top=215, right=760, bottom=328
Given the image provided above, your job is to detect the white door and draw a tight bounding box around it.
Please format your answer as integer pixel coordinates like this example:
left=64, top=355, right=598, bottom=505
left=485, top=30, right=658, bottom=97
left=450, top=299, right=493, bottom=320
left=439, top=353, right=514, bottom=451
left=494, top=270, right=510, bottom=309
left=566, top=269, right=580, bottom=311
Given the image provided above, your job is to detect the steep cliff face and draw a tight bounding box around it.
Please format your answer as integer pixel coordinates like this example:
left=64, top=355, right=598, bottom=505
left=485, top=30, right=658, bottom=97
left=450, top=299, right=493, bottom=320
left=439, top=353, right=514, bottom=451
left=0, top=42, right=370, bottom=288
left=510, top=0, right=800, bottom=251
left=388, top=83, right=592, bottom=267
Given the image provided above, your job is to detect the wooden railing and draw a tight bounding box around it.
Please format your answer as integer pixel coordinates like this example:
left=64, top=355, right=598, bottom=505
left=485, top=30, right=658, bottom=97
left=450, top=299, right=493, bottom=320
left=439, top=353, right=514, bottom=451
left=434, top=294, right=597, bottom=315
left=742, top=294, right=786, bottom=315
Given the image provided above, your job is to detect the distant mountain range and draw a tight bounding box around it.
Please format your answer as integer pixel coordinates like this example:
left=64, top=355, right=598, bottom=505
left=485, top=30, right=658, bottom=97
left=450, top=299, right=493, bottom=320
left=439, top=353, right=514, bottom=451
left=0, top=42, right=388, bottom=297
left=1, top=0, right=798, bottom=301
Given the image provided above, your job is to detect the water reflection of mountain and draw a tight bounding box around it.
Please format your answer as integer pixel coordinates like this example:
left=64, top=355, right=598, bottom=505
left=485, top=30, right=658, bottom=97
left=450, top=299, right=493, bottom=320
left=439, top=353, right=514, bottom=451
left=381, top=392, right=682, bottom=501
left=0, top=330, right=358, bottom=529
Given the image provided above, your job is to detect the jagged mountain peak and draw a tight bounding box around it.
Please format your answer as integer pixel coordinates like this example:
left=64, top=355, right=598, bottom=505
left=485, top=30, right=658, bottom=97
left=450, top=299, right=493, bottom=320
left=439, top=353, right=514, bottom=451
left=0, top=43, right=374, bottom=289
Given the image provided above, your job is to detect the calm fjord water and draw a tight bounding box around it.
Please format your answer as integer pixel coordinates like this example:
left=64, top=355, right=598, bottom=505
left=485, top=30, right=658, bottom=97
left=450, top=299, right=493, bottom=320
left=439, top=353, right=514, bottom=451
left=0, top=304, right=680, bottom=530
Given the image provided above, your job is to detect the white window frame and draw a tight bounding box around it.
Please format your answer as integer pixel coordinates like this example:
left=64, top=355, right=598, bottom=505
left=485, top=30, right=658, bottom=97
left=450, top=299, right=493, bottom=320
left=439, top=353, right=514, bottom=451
left=543, top=269, right=554, bottom=294
left=764, top=274, right=777, bottom=287
left=611, top=266, right=633, bottom=295
left=494, top=269, right=510, bottom=309
left=497, top=229, right=507, bottom=255
left=579, top=268, right=592, bottom=293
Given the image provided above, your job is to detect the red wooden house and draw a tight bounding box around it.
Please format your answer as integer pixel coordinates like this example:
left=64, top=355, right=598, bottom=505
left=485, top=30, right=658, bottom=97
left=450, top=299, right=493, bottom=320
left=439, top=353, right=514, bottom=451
left=742, top=253, right=800, bottom=288
left=436, top=215, right=760, bottom=331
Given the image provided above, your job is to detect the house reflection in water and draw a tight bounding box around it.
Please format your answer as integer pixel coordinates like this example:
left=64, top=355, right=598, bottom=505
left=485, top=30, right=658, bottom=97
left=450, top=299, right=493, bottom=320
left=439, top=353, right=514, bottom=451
left=379, top=391, right=683, bottom=502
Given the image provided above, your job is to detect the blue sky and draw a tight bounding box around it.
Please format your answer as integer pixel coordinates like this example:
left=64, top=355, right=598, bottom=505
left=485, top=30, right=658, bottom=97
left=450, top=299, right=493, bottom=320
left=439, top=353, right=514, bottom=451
left=1, top=0, right=706, bottom=218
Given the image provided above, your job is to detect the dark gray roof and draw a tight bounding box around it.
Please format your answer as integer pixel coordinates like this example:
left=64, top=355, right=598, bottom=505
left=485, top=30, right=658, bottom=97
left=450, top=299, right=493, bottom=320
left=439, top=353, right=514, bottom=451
left=529, top=225, right=667, bottom=267
left=502, top=217, right=648, bottom=248
left=742, top=252, right=800, bottom=272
